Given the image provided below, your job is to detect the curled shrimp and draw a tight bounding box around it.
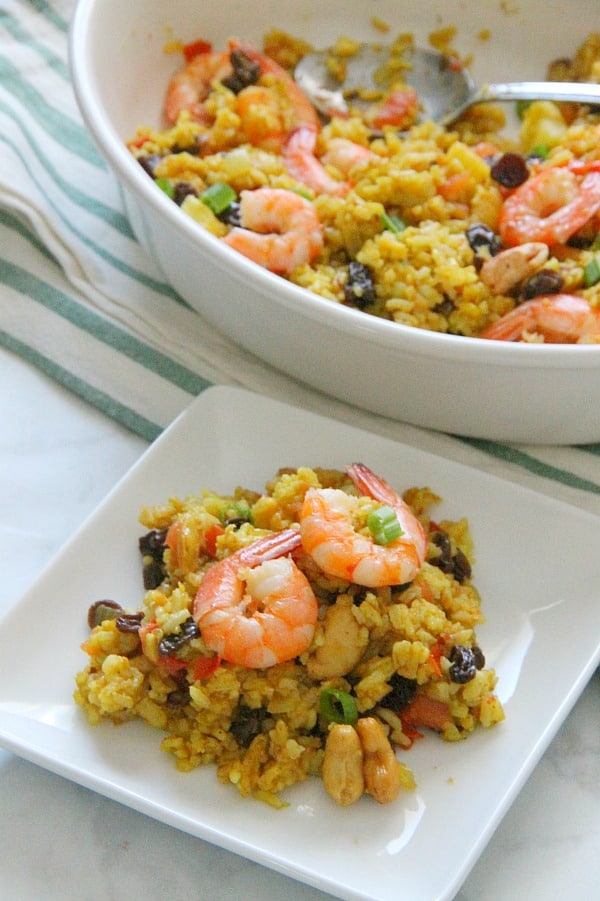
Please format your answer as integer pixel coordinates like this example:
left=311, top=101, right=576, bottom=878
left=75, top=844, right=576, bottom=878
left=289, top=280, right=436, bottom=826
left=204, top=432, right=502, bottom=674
left=165, top=50, right=232, bottom=125
left=498, top=167, right=600, bottom=247
left=222, top=187, right=324, bottom=274
left=319, top=138, right=377, bottom=177
left=193, top=528, right=318, bottom=669
left=284, top=127, right=351, bottom=196
left=478, top=242, right=549, bottom=295
left=480, top=293, right=600, bottom=343
left=300, top=463, right=427, bottom=587
left=226, top=42, right=352, bottom=195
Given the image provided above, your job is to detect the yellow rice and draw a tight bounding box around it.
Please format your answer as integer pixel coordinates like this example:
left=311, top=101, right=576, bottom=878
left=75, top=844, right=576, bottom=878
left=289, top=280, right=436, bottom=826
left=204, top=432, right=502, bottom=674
left=127, top=30, right=600, bottom=339
left=74, top=466, right=504, bottom=807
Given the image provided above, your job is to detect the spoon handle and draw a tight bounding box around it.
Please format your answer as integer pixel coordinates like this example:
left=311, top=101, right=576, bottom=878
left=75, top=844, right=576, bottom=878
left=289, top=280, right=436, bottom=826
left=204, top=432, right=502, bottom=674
left=478, top=81, right=600, bottom=105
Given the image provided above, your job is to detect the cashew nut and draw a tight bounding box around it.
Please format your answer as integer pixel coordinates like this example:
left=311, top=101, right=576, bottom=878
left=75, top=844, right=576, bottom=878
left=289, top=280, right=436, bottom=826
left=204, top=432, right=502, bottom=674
left=322, top=723, right=365, bottom=806
left=306, top=601, right=369, bottom=680
left=355, top=716, right=401, bottom=804
left=479, top=242, right=549, bottom=295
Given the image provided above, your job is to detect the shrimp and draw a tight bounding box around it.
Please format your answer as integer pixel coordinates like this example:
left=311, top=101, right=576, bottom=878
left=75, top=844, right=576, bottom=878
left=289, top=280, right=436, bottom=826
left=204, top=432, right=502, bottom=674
left=226, top=41, right=352, bottom=195
left=320, top=137, right=377, bottom=177
left=300, top=463, right=427, bottom=587
left=480, top=293, right=600, bottom=343
left=283, top=127, right=350, bottom=196
left=193, top=528, right=318, bottom=668
left=498, top=167, right=600, bottom=247
left=228, top=38, right=320, bottom=134
left=164, top=51, right=232, bottom=125
left=478, top=242, right=549, bottom=295
left=222, top=187, right=324, bottom=274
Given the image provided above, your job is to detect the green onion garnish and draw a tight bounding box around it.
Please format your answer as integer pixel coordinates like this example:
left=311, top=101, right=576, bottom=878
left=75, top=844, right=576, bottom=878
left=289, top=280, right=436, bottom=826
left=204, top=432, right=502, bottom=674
left=516, top=100, right=532, bottom=119
left=319, top=688, right=358, bottom=725
left=584, top=256, right=600, bottom=287
left=528, top=144, right=550, bottom=160
left=201, top=182, right=237, bottom=215
left=592, top=234, right=600, bottom=251
left=155, top=177, right=175, bottom=199
left=381, top=211, right=406, bottom=234
left=367, top=505, right=403, bottom=545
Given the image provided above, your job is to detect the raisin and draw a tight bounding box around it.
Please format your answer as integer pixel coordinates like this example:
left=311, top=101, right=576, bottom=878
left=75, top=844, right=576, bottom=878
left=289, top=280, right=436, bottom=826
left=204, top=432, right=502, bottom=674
left=522, top=269, right=564, bottom=299
left=466, top=224, right=502, bottom=266
left=221, top=49, right=260, bottom=94
left=158, top=616, right=200, bottom=656
left=432, top=296, right=455, bottom=316
left=472, top=646, right=486, bottom=670
left=166, top=686, right=191, bottom=707
left=490, top=152, right=529, bottom=188
left=137, top=154, right=162, bottom=178
left=115, top=612, right=144, bottom=633
left=139, top=529, right=167, bottom=558
left=173, top=182, right=199, bottom=206
left=139, top=529, right=167, bottom=589
left=218, top=200, right=242, bottom=226
left=448, top=645, right=479, bottom=683
left=87, top=600, right=124, bottom=629
left=230, top=703, right=267, bottom=747
left=379, top=673, right=418, bottom=711
left=344, top=261, right=375, bottom=308
left=430, top=530, right=472, bottom=583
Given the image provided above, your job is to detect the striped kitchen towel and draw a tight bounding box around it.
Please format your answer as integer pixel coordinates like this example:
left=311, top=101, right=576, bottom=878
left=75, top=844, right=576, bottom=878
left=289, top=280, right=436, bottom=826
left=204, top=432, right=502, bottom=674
left=1, top=0, right=599, bottom=516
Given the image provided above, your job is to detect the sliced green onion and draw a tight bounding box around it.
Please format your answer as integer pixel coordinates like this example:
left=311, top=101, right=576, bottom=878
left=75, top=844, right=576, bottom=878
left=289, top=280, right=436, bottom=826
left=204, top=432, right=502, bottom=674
left=367, top=505, right=403, bottom=545
left=528, top=144, right=550, bottom=160
left=584, top=256, right=600, bottom=287
left=155, top=177, right=175, bottom=199
left=201, top=182, right=237, bottom=215
left=381, top=211, right=406, bottom=234
left=319, top=688, right=358, bottom=725
left=219, top=501, right=252, bottom=525
left=592, top=234, right=600, bottom=251
left=516, top=99, right=532, bottom=119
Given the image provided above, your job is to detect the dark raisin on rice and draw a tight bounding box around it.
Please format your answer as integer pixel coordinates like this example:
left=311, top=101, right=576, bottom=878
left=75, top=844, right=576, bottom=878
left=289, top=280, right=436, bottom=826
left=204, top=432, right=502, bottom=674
left=379, top=673, right=419, bottom=711
left=490, top=151, right=530, bottom=189
left=432, top=295, right=455, bottom=316
left=522, top=268, right=564, bottom=299
left=218, top=200, right=242, bottom=226
left=158, top=616, right=201, bottom=656
left=173, top=182, right=199, bottom=206
left=137, top=154, right=163, bottom=178
left=344, top=261, right=376, bottom=308
left=87, top=599, right=124, bottom=629
left=430, top=530, right=472, bottom=583
left=448, top=644, right=485, bottom=683
left=115, top=612, right=145, bottom=633
left=221, top=49, right=261, bottom=94
left=466, top=223, right=502, bottom=266
left=230, top=703, right=268, bottom=747
left=139, top=528, right=168, bottom=589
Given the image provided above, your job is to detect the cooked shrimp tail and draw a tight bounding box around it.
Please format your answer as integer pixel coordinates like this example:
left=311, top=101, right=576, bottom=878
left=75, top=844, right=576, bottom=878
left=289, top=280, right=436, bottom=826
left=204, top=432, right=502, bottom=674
left=193, top=528, right=318, bottom=668
left=480, top=293, right=600, bottom=343
left=284, top=127, right=350, bottom=196
left=346, top=463, right=428, bottom=560
left=228, top=38, right=320, bottom=133
left=222, top=187, right=324, bottom=273
left=300, top=463, right=427, bottom=587
left=498, top=167, right=600, bottom=247
left=164, top=50, right=231, bottom=124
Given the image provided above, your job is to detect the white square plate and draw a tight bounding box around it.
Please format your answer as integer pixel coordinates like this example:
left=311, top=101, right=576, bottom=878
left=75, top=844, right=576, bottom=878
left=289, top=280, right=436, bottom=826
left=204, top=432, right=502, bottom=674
left=0, top=386, right=599, bottom=901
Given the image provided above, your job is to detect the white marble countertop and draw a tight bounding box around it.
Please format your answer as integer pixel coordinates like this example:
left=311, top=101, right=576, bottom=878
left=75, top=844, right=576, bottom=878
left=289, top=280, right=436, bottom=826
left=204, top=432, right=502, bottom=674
left=1, top=343, right=598, bottom=901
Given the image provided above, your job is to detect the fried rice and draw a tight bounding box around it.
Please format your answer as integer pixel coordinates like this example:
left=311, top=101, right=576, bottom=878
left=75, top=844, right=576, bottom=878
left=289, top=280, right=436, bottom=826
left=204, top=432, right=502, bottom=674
left=74, top=466, right=504, bottom=807
left=126, top=30, right=600, bottom=340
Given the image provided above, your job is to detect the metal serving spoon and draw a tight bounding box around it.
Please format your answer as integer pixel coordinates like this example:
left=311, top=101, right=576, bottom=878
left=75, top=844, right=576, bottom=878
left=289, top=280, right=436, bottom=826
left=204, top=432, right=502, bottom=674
left=294, top=43, right=600, bottom=125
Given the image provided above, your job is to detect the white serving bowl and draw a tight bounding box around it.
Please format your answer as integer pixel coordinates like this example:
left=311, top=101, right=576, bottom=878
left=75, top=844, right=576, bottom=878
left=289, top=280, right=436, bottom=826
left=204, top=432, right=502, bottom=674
left=70, top=0, right=600, bottom=444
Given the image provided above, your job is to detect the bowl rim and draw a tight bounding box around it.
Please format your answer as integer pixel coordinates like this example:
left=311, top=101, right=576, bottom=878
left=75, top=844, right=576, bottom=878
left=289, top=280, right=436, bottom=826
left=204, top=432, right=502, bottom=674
left=69, top=0, right=600, bottom=371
